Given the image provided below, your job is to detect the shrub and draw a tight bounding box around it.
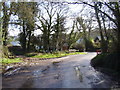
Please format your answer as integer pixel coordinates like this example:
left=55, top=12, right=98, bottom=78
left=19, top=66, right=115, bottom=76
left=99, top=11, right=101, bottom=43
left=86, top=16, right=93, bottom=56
left=85, top=39, right=95, bottom=51
left=72, top=43, right=85, bottom=52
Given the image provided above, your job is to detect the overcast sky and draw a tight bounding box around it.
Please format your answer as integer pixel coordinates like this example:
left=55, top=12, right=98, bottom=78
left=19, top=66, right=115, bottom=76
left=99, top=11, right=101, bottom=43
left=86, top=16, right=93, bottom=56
left=8, top=1, right=93, bottom=36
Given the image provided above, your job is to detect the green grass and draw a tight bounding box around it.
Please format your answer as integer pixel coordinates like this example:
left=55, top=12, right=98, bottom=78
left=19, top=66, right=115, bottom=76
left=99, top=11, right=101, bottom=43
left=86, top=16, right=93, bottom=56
left=0, top=58, right=22, bottom=64
left=0, top=52, right=86, bottom=64
left=91, top=53, right=109, bottom=67
left=91, top=53, right=120, bottom=73
left=32, top=52, right=87, bottom=58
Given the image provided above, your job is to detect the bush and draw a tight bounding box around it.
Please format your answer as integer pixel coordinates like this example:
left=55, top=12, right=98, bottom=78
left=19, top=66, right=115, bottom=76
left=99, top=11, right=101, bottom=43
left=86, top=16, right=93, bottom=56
left=72, top=43, right=85, bottom=52
left=8, top=46, right=24, bottom=55
left=85, top=39, right=95, bottom=51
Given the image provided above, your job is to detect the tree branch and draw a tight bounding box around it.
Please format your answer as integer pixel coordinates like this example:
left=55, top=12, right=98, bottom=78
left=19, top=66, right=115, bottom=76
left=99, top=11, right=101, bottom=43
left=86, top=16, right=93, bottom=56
left=82, top=2, right=117, bottom=26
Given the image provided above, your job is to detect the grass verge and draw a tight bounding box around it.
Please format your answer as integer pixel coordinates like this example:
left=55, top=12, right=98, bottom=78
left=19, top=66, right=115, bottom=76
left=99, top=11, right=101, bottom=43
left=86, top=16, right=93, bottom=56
left=91, top=53, right=120, bottom=74
left=0, top=58, right=22, bottom=65
left=30, top=52, right=87, bottom=58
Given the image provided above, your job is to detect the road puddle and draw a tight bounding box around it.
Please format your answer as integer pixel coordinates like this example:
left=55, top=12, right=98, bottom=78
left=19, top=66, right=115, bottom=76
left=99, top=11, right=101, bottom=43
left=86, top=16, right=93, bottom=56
left=4, top=67, right=21, bottom=76
left=41, top=66, right=50, bottom=72
left=74, top=66, right=83, bottom=82
left=54, top=73, right=60, bottom=79
left=2, top=53, right=120, bottom=88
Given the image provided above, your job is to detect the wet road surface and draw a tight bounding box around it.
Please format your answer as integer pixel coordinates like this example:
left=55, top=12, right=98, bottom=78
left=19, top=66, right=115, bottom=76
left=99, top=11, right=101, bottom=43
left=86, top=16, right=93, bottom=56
left=2, top=52, right=120, bottom=88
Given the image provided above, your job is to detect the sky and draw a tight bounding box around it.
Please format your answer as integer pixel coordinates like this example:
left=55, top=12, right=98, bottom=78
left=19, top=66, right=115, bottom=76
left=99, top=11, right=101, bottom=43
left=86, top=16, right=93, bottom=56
left=8, top=2, right=89, bottom=36
left=2, top=0, right=117, bottom=37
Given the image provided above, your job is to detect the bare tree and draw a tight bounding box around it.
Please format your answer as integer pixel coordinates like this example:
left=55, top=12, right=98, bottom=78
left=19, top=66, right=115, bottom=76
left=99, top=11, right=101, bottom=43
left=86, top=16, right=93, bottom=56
left=36, top=2, right=58, bottom=52
left=36, top=2, right=68, bottom=52
left=53, top=3, right=68, bottom=51
left=67, top=20, right=80, bottom=50
left=82, top=2, right=120, bottom=53
left=94, top=2, right=107, bottom=53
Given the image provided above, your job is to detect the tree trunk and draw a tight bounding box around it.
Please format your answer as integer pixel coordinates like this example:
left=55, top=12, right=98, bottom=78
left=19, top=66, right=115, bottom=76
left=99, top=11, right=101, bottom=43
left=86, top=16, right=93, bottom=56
left=115, top=4, right=120, bottom=53
left=117, top=24, right=120, bottom=53
left=101, top=13, right=108, bottom=52
left=2, top=3, right=10, bottom=58
left=22, top=21, right=27, bottom=52
left=94, top=3, right=107, bottom=53
left=27, top=31, right=31, bottom=52
left=43, top=32, right=48, bottom=52
left=2, top=3, right=9, bottom=46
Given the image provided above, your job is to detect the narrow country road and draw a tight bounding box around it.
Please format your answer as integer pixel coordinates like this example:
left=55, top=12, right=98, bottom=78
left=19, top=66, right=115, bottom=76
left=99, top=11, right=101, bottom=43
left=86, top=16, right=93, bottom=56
left=2, top=52, right=119, bottom=88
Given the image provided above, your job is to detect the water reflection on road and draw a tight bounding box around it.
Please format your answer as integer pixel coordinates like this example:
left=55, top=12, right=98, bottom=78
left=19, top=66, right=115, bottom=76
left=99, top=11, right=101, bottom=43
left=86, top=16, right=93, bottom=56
left=2, top=53, right=120, bottom=88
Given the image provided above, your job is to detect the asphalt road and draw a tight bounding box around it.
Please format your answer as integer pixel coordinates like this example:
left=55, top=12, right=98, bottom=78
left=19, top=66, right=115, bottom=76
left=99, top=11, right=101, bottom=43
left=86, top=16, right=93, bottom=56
left=2, top=52, right=119, bottom=88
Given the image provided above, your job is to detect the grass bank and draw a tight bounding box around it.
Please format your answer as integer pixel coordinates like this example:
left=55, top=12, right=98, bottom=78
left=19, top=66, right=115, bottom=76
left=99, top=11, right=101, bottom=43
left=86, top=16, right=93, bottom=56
left=26, top=52, right=87, bottom=58
left=0, top=58, right=22, bottom=65
left=91, top=53, right=120, bottom=74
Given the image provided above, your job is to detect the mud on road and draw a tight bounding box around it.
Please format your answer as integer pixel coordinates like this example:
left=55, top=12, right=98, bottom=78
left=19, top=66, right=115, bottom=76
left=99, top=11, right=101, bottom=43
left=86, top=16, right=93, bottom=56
left=2, top=53, right=120, bottom=88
